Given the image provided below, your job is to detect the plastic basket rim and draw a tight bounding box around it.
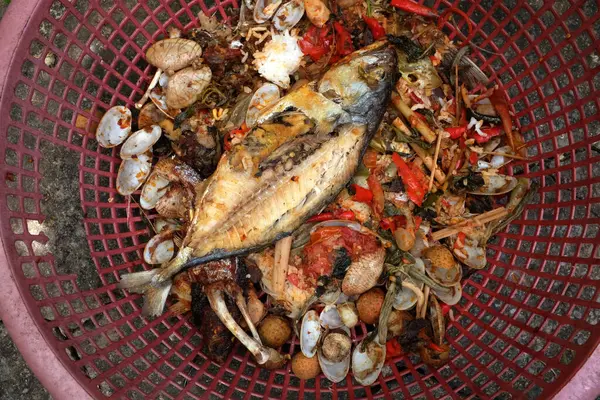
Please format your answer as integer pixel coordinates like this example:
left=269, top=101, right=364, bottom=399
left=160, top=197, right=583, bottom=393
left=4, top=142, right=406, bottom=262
left=0, top=0, right=598, bottom=399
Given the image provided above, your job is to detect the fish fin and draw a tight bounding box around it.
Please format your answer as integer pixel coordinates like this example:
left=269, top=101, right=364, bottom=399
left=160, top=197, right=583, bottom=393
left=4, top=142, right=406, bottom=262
left=142, top=281, right=172, bottom=317
left=117, top=270, right=158, bottom=292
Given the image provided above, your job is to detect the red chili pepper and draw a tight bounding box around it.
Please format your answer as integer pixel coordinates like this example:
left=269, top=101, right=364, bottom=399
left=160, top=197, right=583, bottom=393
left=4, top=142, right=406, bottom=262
left=428, top=342, right=446, bottom=353
left=380, top=217, right=396, bottom=231
left=458, top=136, right=466, bottom=149
left=454, top=231, right=466, bottom=249
left=392, top=153, right=426, bottom=206
left=351, top=184, right=374, bottom=203
left=468, top=151, right=479, bottom=165
left=367, top=174, right=385, bottom=219
left=224, top=122, right=250, bottom=151
left=307, top=209, right=356, bottom=223
left=363, top=16, right=386, bottom=40
left=472, top=126, right=503, bottom=144
left=390, top=0, right=437, bottom=17
left=333, top=21, right=355, bottom=57
left=307, top=212, right=335, bottom=222
left=489, top=89, right=515, bottom=151
left=440, top=303, right=452, bottom=316
left=414, top=216, right=422, bottom=230
left=298, top=25, right=333, bottom=62
left=446, top=125, right=467, bottom=139
left=386, top=339, right=403, bottom=360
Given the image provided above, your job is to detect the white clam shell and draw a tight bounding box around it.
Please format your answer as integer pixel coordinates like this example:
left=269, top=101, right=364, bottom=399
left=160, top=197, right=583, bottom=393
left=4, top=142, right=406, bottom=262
left=431, top=283, right=462, bottom=306
left=337, top=302, right=358, bottom=328
left=140, top=172, right=170, bottom=210
left=120, top=125, right=162, bottom=159
left=351, top=336, right=385, bottom=386
left=273, top=0, right=304, bottom=30
left=159, top=71, right=169, bottom=88
left=393, top=259, right=426, bottom=310
left=454, top=236, right=487, bottom=269
left=150, top=91, right=177, bottom=118
left=318, top=328, right=351, bottom=383
left=143, top=229, right=176, bottom=265
left=469, top=173, right=518, bottom=195
left=300, top=310, right=321, bottom=358
left=116, top=152, right=152, bottom=195
left=319, top=305, right=343, bottom=330
left=154, top=218, right=181, bottom=233
left=96, top=106, right=132, bottom=148
left=246, top=83, right=280, bottom=127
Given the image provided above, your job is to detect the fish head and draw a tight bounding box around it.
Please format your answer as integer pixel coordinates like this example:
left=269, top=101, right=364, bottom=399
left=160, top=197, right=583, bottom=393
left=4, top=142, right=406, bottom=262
left=317, top=40, right=398, bottom=134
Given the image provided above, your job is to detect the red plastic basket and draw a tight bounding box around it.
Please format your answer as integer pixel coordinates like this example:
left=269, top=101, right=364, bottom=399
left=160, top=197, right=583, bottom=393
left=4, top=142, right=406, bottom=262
left=0, top=0, right=599, bottom=399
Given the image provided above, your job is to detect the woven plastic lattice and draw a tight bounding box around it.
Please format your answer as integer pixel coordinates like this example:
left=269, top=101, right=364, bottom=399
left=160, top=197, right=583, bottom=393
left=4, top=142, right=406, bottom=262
left=0, top=0, right=599, bottom=398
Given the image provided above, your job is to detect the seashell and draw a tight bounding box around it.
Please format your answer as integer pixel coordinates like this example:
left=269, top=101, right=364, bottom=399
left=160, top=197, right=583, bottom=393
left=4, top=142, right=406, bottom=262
left=140, top=172, right=170, bottom=210
left=319, top=304, right=343, bottom=330
left=273, top=0, right=305, bottom=31
left=423, top=246, right=462, bottom=287
left=352, top=335, right=385, bottom=386
left=429, top=295, right=445, bottom=346
left=393, top=258, right=425, bottom=310
left=143, top=229, right=176, bottom=265
left=453, top=235, right=487, bottom=269
left=145, top=38, right=202, bottom=72
left=253, top=0, right=283, bottom=23
left=337, top=302, right=358, bottom=328
left=300, top=310, right=321, bottom=357
left=342, top=246, right=385, bottom=296
left=120, top=125, right=162, bottom=159
left=138, top=102, right=166, bottom=129
left=318, top=329, right=351, bottom=383
left=165, top=66, right=212, bottom=109
left=96, top=106, right=132, bottom=148
left=304, top=0, right=330, bottom=27
left=245, top=83, right=280, bottom=128
left=150, top=91, right=178, bottom=119
left=155, top=184, right=190, bottom=219
left=154, top=218, right=181, bottom=233
left=158, top=71, right=169, bottom=88
left=431, top=283, right=462, bottom=306
left=468, top=173, right=518, bottom=196
left=116, top=151, right=152, bottom=195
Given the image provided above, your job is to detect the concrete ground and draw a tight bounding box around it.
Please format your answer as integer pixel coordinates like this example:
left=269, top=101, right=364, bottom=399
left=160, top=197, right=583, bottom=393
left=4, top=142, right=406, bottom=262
left=0, top=4, right=51, bottom=400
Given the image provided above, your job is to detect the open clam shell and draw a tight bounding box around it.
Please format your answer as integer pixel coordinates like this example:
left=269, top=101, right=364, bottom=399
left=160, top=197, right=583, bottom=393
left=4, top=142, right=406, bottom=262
left=352, top=334, right=385, bottom=386
left=120, top=125, right=162, bottom=159
left=429, top=295, right=445, bottom=346
left=138, top=102, right=166, bottom=129
left=468, top=173, right=518, bottom=195
left=143, top=229, right=176, bottom=265
left=300, top=310, right=321, bottom=358
left=424, top=261, right=462, bottom=287
left=320, top=304, right=343, bottom=330
left=96, top=106, right=132, bottom=148
left=150, top=90, right=178, bottom=119
left=116, top=152, right=152, bottom=195
left=154, top=218, right=182, bottom=233
left=431, top=283, right=462, bottom=306
left=318, top=328, right=351, bottom=383
left=453, top=236, right=487, bottom=269
left=145, top=38, right=202, bottom=72
left=246, top=83, right=280, bottom=128
left=140, top=172, right=170, bottom=210
left=393, top=258, right=425, bottom=310
left=273, top=0, right=304, bottom=30
left=253, top=0, right=283, bottom=23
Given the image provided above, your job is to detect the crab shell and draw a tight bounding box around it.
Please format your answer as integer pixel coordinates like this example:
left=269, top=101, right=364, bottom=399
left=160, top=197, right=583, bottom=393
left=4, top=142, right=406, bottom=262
left=96, top=106, right=132, bottom=148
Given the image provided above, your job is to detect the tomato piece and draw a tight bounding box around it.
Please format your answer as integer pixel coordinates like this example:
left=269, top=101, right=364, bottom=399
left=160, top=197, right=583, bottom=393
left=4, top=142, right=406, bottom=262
left=299, top=25, right=333, bottom=62
left=333, top=22, right=354, bottom=57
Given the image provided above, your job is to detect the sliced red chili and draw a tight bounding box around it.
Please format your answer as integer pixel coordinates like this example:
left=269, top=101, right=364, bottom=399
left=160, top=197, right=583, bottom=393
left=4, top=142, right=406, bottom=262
left=392, top=153, right=426, bottom=206
left=363, top=16, right=386, bottom=40
left=351, top=184, right=374, bottom=203
left=299, top=25, right=333, bottom=62
left=468, top=151, right=479, bottom=165
left=333, top=21, right=354, bottom=57
left=390, top=0, right=437, bottom=17
left=307, top=212, right=335, bottom=222
left=445, top=125, right=467, bottom=139
left=472, top=126, right=502, bottom=144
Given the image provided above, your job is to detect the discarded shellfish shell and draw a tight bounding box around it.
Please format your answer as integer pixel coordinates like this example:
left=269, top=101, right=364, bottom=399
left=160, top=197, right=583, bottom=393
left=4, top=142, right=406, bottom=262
left=300, top=310, right=321, bottom=358
left=319, top=304, right=343, bottom=330
left=254, top=0, right=283, bottom=23
left=116, top=152, right=152, bottom=196
left=154, top=218, right=181, bottom=233
left=273, top=0, right=305, bottom=31
left=96, top=106, right=132, bottom=148
left=140, top=172, right=170, bottom=210
left=318, top=329, right=351, bottom=383
left=155, top=184, right=190, bottom=219
left=165, top=66, right=212, bottom=109
left=429, top=295, right=445, bottom=346
left=138, top=102, right=166, bottom=129
left=352, top=334, right=385, bottom=386
left=143, top=229, right=176, bottom=264
left=145, top=38, right=202, bottom=73
left=337, top=302, right=358, bottom=328
left=150, top=91, right=178, bottom=119
left=431, top=283, right=462, bottom=306
left=468, top=173, right=518, bottom=196
left=423, top=246, right=462, bottom=287
left=120, top=125, right=162, bottom=159
left=453, top=235, right=487, bottom=269
left=245, top=83, right=281, bottom=127
left=393, top=258, right=425, bottom=310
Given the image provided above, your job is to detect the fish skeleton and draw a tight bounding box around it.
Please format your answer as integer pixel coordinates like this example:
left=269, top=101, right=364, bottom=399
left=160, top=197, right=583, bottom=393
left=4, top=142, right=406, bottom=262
left=118, top=41, right=399, bottom=316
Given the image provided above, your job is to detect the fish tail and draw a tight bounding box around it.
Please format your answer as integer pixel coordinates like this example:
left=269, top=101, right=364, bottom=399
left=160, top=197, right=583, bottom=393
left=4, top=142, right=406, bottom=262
left=117, top=269, right=172, bottom=316
left=152, top=246, right=194, bottom=284
left=168, top=300, right=191, bottom=316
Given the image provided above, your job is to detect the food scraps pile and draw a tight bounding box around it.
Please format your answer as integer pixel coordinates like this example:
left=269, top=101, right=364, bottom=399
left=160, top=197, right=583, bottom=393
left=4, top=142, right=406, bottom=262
left=96, top=0, right=537, bottom=386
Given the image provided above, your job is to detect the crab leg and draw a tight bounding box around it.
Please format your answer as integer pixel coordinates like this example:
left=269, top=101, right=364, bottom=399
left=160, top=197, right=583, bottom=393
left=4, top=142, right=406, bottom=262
left=206, top=287, right=271, bottom=364
left=232, top=290, right=262, bottom=343
left=135, top=68, right=162, bottom=109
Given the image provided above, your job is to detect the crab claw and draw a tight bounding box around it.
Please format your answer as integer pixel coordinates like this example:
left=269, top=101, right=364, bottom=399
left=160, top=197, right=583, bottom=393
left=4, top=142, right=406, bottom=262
left=206, top=285, right=287, bottom=367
